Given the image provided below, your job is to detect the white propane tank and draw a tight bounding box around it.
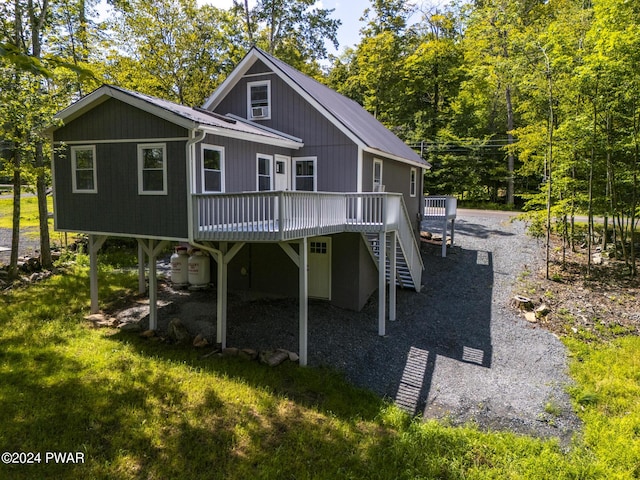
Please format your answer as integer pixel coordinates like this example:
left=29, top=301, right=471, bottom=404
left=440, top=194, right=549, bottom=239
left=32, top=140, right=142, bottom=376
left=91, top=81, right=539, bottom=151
left=170, top=246, right=189, bottom=286
left=188, top=249, right=210, bottom=287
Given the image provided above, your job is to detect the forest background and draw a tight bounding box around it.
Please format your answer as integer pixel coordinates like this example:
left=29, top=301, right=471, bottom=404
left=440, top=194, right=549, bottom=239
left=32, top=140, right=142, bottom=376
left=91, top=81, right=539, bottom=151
left=1, top=0, right=638, bottom=278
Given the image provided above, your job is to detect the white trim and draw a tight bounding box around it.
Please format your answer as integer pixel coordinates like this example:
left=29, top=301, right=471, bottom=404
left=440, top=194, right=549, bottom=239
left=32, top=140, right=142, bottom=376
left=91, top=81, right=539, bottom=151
left=357, top=147, right=363, bottom=193
left=256, top=153, right=273, bottom=191
left=198, top=125, right=302, bottom=149
left=247, top=80, right=271, bottom=120
left=364, top=146, right=428, bottom=169
left=54, top=228, right=188, bottom=243
left=137, top=143, right=168, bottom=195
left=410, top=167, right=417, bottom=197
left=226, top=114, right=303, bottom=143
left=201, top=144, right=225, bottom=193
left=242, top=71, right=277, bottom=79
left=293, top=156, right=317, bottom=192
left=373, top=158, right=383, bottom=191
left=55, top=137, right=189, bottom=145
left=71, top=145, right=97, bottom=193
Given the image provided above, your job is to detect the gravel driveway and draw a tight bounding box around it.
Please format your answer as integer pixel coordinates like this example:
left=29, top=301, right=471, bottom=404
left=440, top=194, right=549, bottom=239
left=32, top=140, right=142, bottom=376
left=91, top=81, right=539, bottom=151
left=221, top=210, right=582, bottom=443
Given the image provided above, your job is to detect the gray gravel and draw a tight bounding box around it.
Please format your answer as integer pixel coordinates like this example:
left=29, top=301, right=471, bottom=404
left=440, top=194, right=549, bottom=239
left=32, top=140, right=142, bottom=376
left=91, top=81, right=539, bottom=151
left=154, top=210, right=581, bottom=444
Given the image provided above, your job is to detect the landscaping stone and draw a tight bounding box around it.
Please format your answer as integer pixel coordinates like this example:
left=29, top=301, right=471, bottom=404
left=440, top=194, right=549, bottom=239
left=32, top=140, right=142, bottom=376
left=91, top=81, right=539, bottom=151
left=167, top=318, right=191, bottom=344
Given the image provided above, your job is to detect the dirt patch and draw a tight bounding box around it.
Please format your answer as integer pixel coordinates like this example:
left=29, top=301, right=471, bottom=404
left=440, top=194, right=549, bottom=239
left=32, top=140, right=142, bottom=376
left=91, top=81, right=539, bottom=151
left=515, top=240, right=639, bottom=343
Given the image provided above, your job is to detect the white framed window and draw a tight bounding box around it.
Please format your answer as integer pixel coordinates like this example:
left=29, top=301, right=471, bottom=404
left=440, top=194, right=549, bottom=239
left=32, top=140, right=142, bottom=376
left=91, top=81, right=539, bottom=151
left=410, top=167, right=417, bottom=197
left=201, top=144, right=224, bottom=193
left=257, top=154, right=273, bottom=191
left=138, top=143, right=167, bottom=195
left=71, top=145, right=97, bottom=193
left=294, top=157, right=317, bottom=192
left=373, top=158, right=383, bottom=191
left=247, top=80, right=271, bottom=120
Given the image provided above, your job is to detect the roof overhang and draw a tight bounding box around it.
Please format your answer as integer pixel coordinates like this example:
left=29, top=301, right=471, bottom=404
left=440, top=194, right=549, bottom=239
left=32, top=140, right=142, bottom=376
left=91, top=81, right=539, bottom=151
left=364, top=147, right=431, bottom=169
left=199, top=124, right=303, bottom=149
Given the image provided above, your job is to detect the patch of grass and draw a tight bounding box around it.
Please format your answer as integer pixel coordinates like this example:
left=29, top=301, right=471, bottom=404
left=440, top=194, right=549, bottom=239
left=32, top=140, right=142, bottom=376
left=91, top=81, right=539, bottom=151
left=0, top=266, right=633, bottom=478
left=566, top=336, right=640, bottom=478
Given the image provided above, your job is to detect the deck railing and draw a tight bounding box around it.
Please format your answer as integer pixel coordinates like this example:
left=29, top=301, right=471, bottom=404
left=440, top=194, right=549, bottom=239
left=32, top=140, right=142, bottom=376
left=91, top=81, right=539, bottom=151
left=194, top=191, right=412, bottom=241
left=424, top=195, right=457, bottom=219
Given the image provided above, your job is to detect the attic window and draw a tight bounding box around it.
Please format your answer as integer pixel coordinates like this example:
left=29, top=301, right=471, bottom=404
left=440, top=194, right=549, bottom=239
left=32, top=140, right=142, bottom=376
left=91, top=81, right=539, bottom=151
left=247, top=80, right=271, bottom=120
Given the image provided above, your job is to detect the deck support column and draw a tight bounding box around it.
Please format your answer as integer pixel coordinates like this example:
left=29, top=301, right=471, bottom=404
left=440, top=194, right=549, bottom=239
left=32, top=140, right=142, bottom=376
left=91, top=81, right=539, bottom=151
left=389, top=231, right=397, bottom=322
left=211, top=242, right=245, bottom=348
left=137, top=239, right=169, bottom=331
left=137, top=242, right=146, bottom=294
left=89, top=234, right=108, bottom=314
left=378, top=231, right=386, bottom=336
left=299, top=237, right=308, bottom=366
left=442, top=216, right=448, bottom=258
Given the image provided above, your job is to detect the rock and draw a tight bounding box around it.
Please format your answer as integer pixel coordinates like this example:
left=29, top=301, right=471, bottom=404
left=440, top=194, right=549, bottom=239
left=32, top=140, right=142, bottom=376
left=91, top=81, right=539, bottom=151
left=592, top=253, right=603, bottom=265
left=259, top=349, right=290, bottom=367
left=535, top=304, right=551, bottom=319
left=222, top=347, right=239, bottom=356
left=511, top=295, right=534, bottom=311
left=193, top=334, right=209, bottom=348
left=239, top=348, right=258, bottom=360
left=420, top=231, right=433, bottom=240
left=140, top=329, right=156, bottom=338
left=119, top=321, right=143, bottom=332
left=168, top=318, right=191, bottom=344
left=524, top=311, right=538, bottom=323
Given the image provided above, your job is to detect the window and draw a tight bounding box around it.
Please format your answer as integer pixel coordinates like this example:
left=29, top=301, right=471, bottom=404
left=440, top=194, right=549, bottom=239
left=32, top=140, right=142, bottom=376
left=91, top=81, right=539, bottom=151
left=257, top=154, right=273, bottom=191
left=202, top=145, right=224, bottom=193
left=410, top=168, right=417, bottom=197
left=71, top=145, right=97, bottom=193
left=247, top=80, right=271, bottom=120
left=294, top=157, right=317, bottom=191
left=310, top=241, right=328, bottom=254
left=138, top=143, right=167, bottom=195
left=373, top=159, right=383, bottom=191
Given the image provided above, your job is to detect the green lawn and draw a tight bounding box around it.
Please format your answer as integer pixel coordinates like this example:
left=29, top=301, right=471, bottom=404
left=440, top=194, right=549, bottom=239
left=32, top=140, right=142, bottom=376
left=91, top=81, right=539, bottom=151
left=0, top=263, right=637, bottom=478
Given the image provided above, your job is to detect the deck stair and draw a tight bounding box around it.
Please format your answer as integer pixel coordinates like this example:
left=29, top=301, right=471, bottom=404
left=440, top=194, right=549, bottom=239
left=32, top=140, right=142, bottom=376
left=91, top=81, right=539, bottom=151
left=365, top=233, right=417, bottom=290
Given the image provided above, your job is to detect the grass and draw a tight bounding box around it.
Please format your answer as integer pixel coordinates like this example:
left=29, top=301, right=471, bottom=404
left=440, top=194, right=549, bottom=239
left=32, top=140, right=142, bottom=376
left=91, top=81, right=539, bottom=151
left=0, top=262, right=638, bottom=478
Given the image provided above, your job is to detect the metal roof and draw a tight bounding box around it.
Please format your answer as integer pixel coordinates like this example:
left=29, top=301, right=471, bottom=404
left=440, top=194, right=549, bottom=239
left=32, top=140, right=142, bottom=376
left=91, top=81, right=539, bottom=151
left=203, top=47, right=428, bottom=167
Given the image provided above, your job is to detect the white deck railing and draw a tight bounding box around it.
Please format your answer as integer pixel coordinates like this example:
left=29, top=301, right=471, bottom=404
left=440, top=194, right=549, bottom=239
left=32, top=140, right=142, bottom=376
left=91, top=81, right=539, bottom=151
left=424, top=196, right=457, bottom=219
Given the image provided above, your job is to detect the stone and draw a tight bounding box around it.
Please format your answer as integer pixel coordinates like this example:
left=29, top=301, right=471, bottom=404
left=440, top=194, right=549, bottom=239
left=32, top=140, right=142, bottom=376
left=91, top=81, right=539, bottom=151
left=140, top=329, right=156, bottom=338
left=524, top=311, right=538, bottom=323
left=239, top=348, right=258, bottom=361
left=168, top=318, right=191, bottom=344
left=193, top=334, right=209, bottom=348
left=119, top=321, right=143, bottom=332
left=222, top=347, right=239, bottom=356
left=535, top=304, right=551, bottom=319
left=260, top=349, right=289, bottom=367
left=592, top=253, right=603, bottom=265
left=511, top=295, right=534, bottom=311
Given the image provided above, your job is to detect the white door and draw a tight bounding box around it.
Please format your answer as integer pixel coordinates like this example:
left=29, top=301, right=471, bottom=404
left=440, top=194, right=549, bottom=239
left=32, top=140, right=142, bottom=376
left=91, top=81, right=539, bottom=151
left=308, top=236, right=331, bottom=300
left=274, top=154, right=291, bottom=191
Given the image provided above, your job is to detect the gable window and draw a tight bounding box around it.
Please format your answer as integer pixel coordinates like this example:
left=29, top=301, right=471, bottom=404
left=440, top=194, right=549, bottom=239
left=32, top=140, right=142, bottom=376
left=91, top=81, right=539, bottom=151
left=138, top=143, right=167, bottom=195
left=71, top=145, right=97, bottom=193
left=257, top=154, right=273, bottom=191
left=247, top=80, right=271, bottom=120
left=202, top=144, right=224, bottom=193
left=294, top=157, right=317, bottom=191
left=373, top=159, right=383, bottom=191
left=410, top=168, right=417, bottom=197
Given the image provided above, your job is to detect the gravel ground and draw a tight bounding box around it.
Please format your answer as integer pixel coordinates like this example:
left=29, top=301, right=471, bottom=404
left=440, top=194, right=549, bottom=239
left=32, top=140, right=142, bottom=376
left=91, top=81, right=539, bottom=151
left=141, top=210, right=581, bottom=444
left=0, top=227, right=42, bottom=264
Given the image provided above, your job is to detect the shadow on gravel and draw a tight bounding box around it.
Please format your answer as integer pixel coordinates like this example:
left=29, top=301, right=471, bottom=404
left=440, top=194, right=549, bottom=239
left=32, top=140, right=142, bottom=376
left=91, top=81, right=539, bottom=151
left=383, top=244, right=494, bottom=415
left=453, top=220, right=516, bottom=239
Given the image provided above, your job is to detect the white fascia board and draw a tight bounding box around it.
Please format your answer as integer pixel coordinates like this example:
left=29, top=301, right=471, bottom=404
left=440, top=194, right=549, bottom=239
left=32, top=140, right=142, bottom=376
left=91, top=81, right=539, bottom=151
left=53, top=228, right=189, bottom=243
left=363, top=146, right=431, bottom=170
left=202, top=49, right=366, bottom=149
left=202, top=53, right=256, bottom=110
left=52, top=85, right=198, bottom=132
left=198, top=125, right=304, bottom=150
left=226, top=114, right=303, bottom=143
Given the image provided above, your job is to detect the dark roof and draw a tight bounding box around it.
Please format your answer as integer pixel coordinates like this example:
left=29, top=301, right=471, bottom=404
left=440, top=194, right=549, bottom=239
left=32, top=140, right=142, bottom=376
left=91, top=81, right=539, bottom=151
left=51, top=84, right=303, bottom=147
left=203, top=47, right=427, bottom=167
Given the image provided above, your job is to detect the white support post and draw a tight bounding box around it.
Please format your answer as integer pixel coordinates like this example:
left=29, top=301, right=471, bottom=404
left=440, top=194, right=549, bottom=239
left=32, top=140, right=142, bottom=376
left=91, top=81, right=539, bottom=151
left=389, top=231, right=397, bottom=322
left=218, top=243, right=228, bottom=348
left=378, top=231, right=386, bottom=336
left=148, top=239, right=158, bottom=330
left=138, top=242, right=146, bottom=294
left=299, top=237, right=308, bottom=366
left=89, top=235, right=107, bottom=314
left=442, top=217, right=448, bottom=258
left=450, top=218, right=456, bottom=246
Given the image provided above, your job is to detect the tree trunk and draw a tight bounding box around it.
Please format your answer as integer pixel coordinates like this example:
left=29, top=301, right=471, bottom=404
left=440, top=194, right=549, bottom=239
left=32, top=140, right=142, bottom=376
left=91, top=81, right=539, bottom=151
left=505, top=85, right=515, bottom=206
left=9, top=149, right=21, bottom=281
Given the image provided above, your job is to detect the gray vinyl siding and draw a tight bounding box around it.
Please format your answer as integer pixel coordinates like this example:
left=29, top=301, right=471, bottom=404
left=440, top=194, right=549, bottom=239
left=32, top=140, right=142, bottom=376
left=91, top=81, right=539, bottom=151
left=53, top=101, right=190, bottom=239
left=55, top=97, right=188, bottom=142
left=194, top=134, right=294, bottom=193
left=332, top=233, right=377, bottom=311
left=363, top=152, right=423, bottom=234
left=214, top=60, right=359, bottom=192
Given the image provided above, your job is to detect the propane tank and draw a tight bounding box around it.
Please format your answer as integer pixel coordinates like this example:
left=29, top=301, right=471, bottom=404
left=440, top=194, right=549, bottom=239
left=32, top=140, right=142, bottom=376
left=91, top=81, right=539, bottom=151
left=170, top=246, right=189, bottom=286
left=188, top=249, right=210, bottom=287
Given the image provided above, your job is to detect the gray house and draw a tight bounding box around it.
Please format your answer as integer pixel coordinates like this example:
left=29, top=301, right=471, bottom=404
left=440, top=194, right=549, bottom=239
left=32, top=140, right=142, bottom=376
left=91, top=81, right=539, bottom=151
left=49, top=47, right=429, bottom=365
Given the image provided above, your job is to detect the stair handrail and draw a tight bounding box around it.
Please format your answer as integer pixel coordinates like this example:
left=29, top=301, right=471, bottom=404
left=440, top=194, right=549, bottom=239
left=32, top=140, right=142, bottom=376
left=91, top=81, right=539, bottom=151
left=396, top=196, right=424, bottom=290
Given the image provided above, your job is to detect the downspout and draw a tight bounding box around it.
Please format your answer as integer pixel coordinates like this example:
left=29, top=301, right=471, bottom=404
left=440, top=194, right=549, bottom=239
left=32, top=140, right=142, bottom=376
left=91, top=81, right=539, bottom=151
left=186, top=128, right=227, bottom=347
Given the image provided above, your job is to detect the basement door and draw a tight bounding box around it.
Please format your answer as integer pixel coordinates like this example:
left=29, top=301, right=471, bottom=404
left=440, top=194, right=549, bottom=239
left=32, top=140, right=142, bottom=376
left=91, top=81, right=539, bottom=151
left=308, top=236, right=331, bottom=300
